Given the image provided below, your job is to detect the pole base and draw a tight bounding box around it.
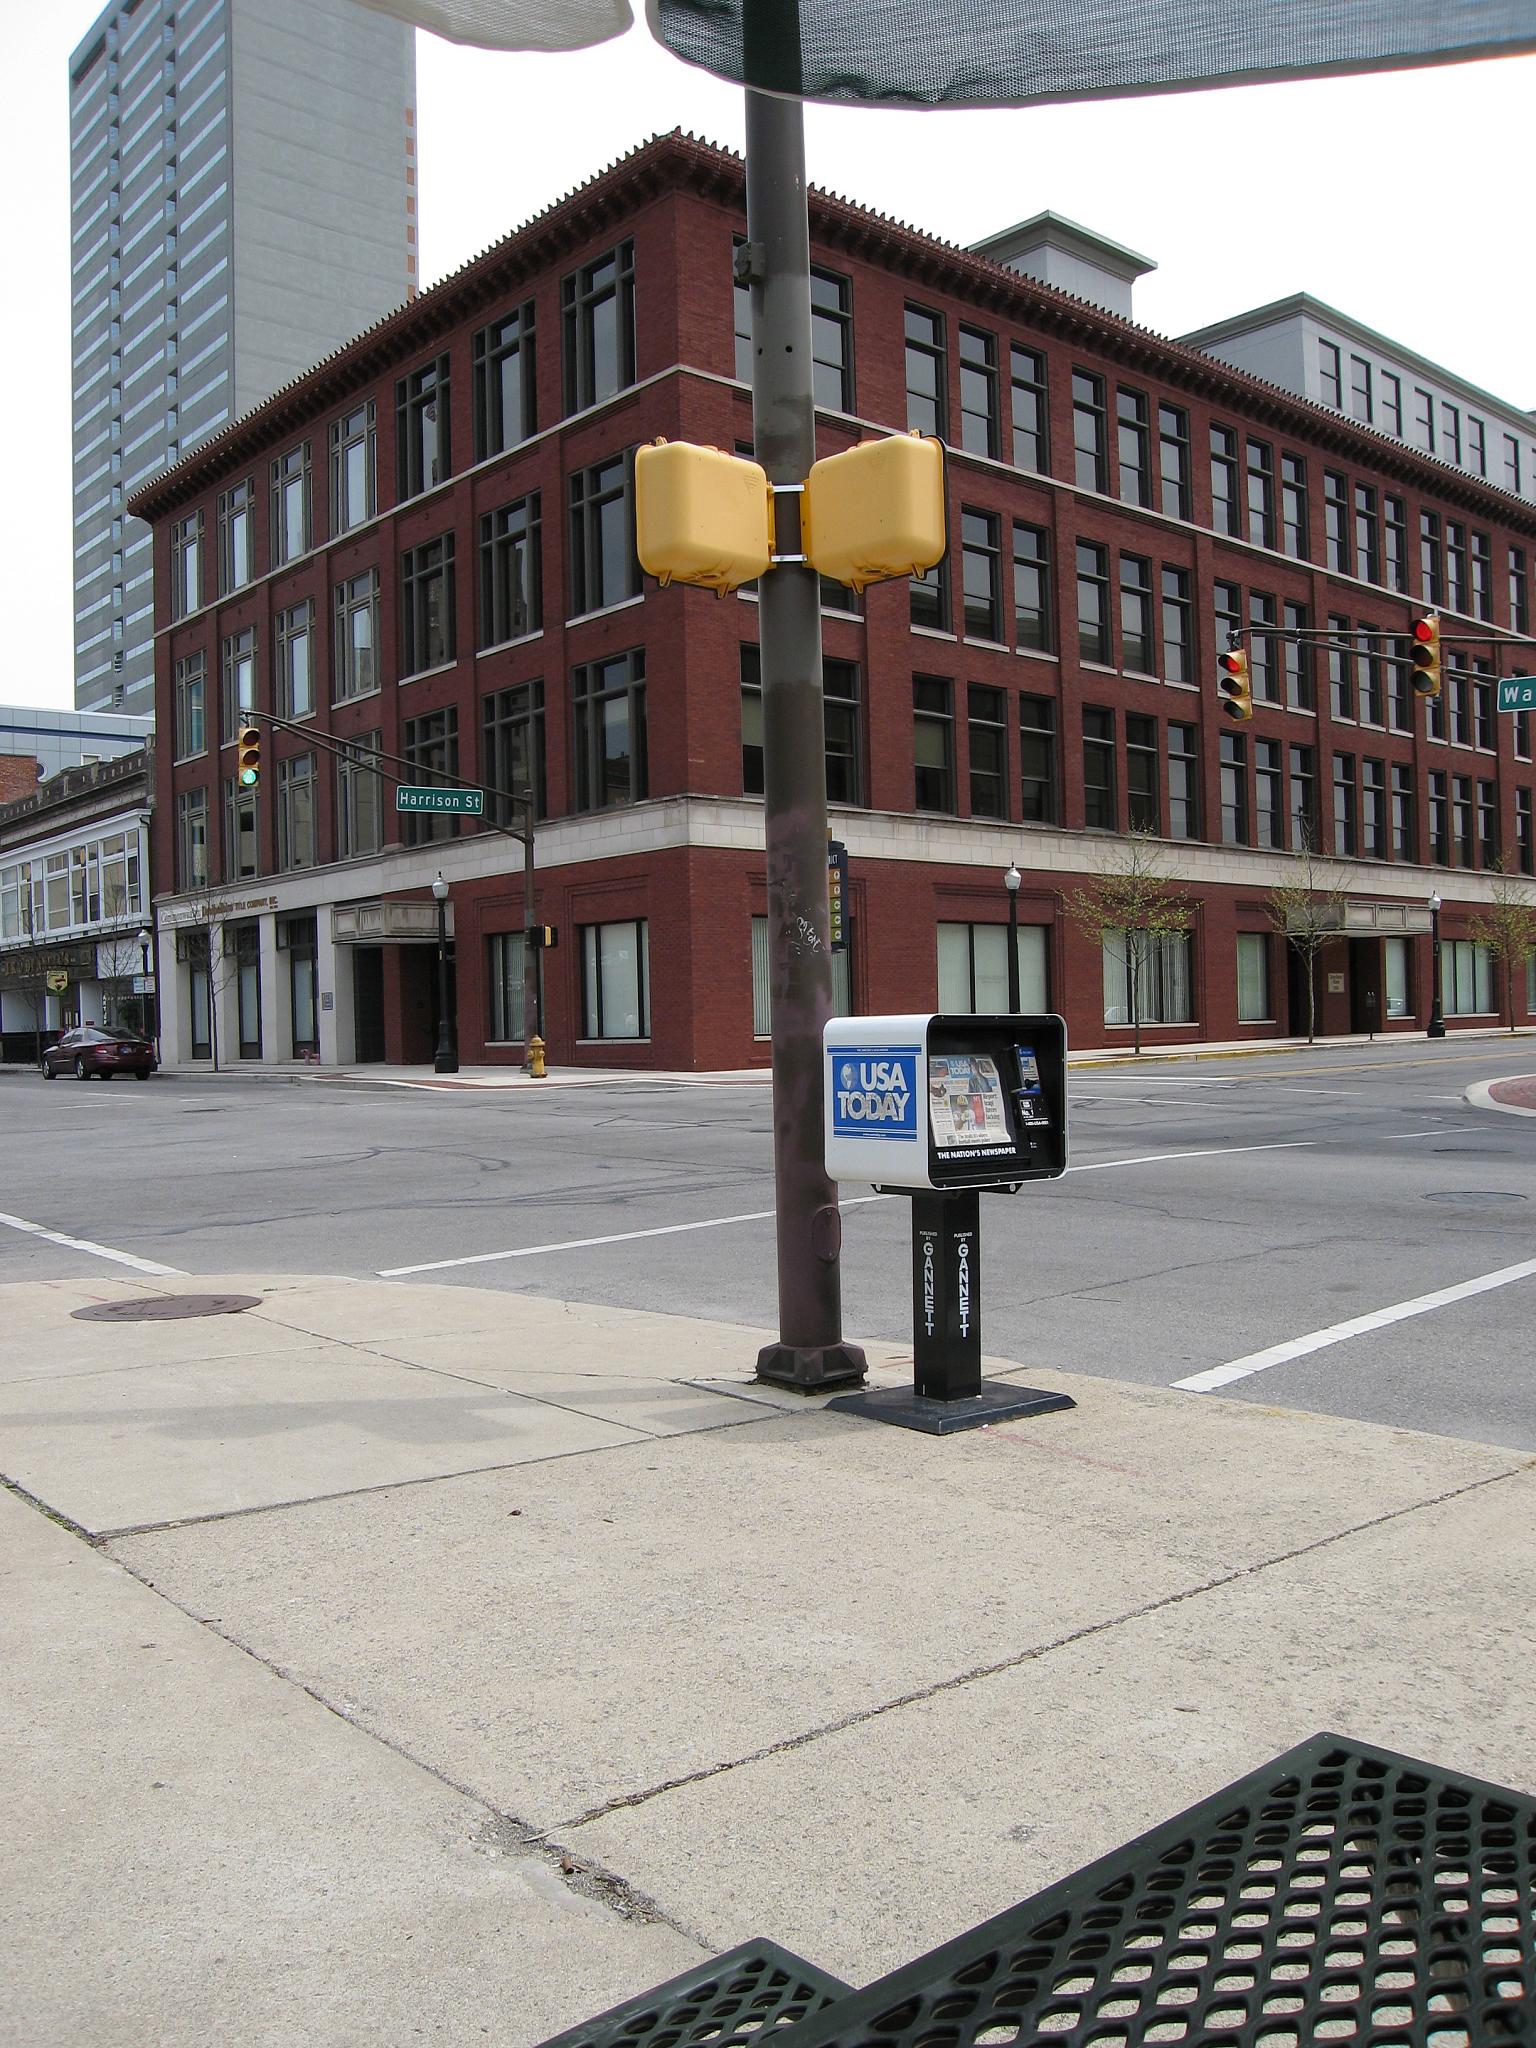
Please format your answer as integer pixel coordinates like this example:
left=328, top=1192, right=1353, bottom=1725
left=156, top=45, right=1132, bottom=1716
left=755, top=1340, right=868, bottom=1392
left=434, top=1054, right=460, bottom=1074
left=825, top=1377, right=1074, bottom=1436
left=1427, top=1023, right=1447, bottom=1040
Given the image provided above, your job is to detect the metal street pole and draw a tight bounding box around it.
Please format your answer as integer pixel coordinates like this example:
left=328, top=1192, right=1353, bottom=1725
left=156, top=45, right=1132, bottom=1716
left=1005, top=864, right=1021, bottom=1011
left=743, top=73, right=866, bottom=1391
left=518, top=789, right=543, bottom=1074
left=432, top=872, right=459, bottom=1073
left=1428, top=890, right=1446, bottom=1038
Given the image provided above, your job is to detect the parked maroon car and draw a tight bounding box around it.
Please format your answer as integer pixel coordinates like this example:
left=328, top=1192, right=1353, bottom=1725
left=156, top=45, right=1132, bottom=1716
left=42, top=1026, right=158, bottom=1081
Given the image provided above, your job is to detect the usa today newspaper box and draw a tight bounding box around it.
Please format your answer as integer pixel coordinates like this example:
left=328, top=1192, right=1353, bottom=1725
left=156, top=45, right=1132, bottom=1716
left=823, top=1014, right=1075, bottom=1434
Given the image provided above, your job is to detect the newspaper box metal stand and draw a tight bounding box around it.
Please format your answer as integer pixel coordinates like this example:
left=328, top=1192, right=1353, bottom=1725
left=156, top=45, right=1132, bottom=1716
left=821, top=1013, right=1074, bottom=1436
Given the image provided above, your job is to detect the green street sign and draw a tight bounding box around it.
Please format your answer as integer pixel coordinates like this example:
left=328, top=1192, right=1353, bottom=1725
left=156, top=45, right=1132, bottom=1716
left=1498, top=677, right=1536, bottom=713
left=395, top=785, right=485, bottom=815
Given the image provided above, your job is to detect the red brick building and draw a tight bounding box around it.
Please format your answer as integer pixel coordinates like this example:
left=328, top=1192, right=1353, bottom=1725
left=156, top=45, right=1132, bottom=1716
left=131, top=133, right=1536, bottom=1070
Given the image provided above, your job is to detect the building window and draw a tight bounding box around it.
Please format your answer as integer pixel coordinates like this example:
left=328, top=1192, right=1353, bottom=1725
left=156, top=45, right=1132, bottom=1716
left=401, top=536, right=455, bottom=674
left=961, top=509, right=1002, bottom=640
left=1020, top=696, right=1058, bottom=824
left=752, top=916, right=852, bottom=1035
left=218, top=479, right=253, bottom=593
left=1237, top=933, right=1271, bottom=1021
left=1010, top=345, right=1048, bottom=473
left=913, top=676, right=955, bottom=812
left=911, top=552, right=949, bottom=632
left=483, top=681, right=546, bottom=825
left=1289, top=744, right=1317, bottom=850
left=176, top=787, right=208, bottom=890
left=479, top=494, right=542, bottom=647
left=1443, top=403, right=1463, bottom=467
left=1210, top=425, right=1240, bottom=536
left=574, top=649, right=646, bottom=810
left=1470, top=533, right=1493, bottom=622
left=336, top=735, right=383, bottom=859
left=330, top=402, right=376, bottom=534
left=1517, top=788, right=1533, bottom=876
left=1392, top=764, right=1415, bottom=861
left=1317, top=340, right=1342, bottom=409
left=1280, top=454, right=1308, bottom=559
left=1077, top=541, right=1111, bottom=664
left=334, top=570, right=380, bottom=702
left=1349, top=354, right=1373, bottom=423
left=1414, top=388, right=1436, bottom=453
left=276, top=754, right=316, bottom=870
left=1284, top=601, right=1313, bottom=710
left=1082, top=706, right=1116, bottom=830
left=824, top=658, right=862, bottom=806
left=1328, top=613, right=1353, bottom=721
left=1504, top=435, right=1523, bottom=496
left=810, top=266, right=852, bottom=412
left=1354, top=484, right=1380, bottom=584
left=1333, top=753, right=1357, bottom=857
left=1512, top=548, right=1531, bottom=636
left=396, top=354, right=450, bottom=498
left=488, top=931, right=543, bottom=1043
left=1475, top=666, right=1497, bottom=751
left=1158, top=404, right=1190, bottom=520
left=271, top=445, right=310, bottom=567
left=1220, top=732, right=1248, bottom=845
left=1384, top=495, right=1408, bottom=592
left=1446, top=521, right=1469, bottom=615
left=1381, top=372, right=1403, bottom=439
left=173, top=651, right=205, bottom=760
left=402, top=709, right=460, bottom=846
left=1420, top=510, right=1444, bottom=606
left=1012, top=523, right=1053, bottom=651
left=1167, top=722, right=1198, bottom=839
left=224, top=777, right=259, bottom=880
left=562, top=241, right=635, bottom=414
left=1256, top=737, right=1283, bottom=849
left=1246, top=439, right=1274, bottom=548
left=1072, top=371, right=1107, bottom=493
left=1125, top=712, right=1158, bottom=832
left=582, top=920, right=649, bottom=1038
left=1452, top=774, right=1474, bottom=867
left=569, top=454, right=637, bottom=615
left=1385, top=935, right=1411, bottom=1017
left=276, top=601, right=314, bottom=719
left=741, top=645, right=763, bottom=796
left=904, top=305, right=946, bottom=438
left=221, top=626, right=255, bottom=743
left=733, top=246, right=753, bottom=381
left=958, top=326, right=998, bottom=457
left=473, top=302, right=536, bottom=459
left=1120, top=554, right=1154, bottom=674
left=1118, top=389, right=1151, bottom=507
left=1478, top=779, right=1500, bottom=867
left=1322, top=470, right=1348, bottom=572
left=1442, top=940, right=1494, bottom=1017
left=938, top=922, right=1048, bottom=1014
left=170, top=510, right=201, bottom=618
left=1103, top=931, right=1193, bottom=1026
left=968, top=685, right=1007, bottom=819
left=1428, top=770, right=1450, bottom=865
left=1161, top=566, right=1191, bottom=683
left=1249, top=592, right=1277, bottom=704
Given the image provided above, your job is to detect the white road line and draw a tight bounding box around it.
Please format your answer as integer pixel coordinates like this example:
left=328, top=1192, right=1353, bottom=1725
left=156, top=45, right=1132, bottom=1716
left=380, top=1194, right=894, bottom=1276
left=0, top=1210, right=185, bottom=1277
left=1066, top=1139, right=1316, bottom=1172
left=1175, top=1255, right=1536, bottom=1393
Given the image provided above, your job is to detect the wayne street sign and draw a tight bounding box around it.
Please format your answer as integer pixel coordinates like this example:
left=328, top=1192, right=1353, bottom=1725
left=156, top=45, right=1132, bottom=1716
left=395, top=785, right=485, bottom=815
left=1498, top=677, right=1536, bottom=714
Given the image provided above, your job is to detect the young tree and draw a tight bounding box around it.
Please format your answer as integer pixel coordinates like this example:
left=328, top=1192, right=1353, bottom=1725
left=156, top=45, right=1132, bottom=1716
left=1467, top=858, right=1536, bottom=1033
left=1067, top=828, right=1194, bottom=1056
left=169, top=878, right=237, bottom=1072
left=1266, top=834, right=1348, bottom=1045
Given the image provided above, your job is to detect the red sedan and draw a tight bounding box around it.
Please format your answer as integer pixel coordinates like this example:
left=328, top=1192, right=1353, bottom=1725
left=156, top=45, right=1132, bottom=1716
left=42, top=1026, right=158, bottom=1081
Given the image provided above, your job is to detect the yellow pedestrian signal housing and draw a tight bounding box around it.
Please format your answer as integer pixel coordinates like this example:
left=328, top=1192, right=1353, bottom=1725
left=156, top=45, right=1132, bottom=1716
left=236, top=722, right=262, bottom=788
left=525, top=925, right=558, bottom=950
left=1411, top=614, right=1441, bottom=697
left=635, top=440, right=772, bottom=595
left=801, top=432, right=946, bottom=595
left=1217, top=644, right=1252, bottom=722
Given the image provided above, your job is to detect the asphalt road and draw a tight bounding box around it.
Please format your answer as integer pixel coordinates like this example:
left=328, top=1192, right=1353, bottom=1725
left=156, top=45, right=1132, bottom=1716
left=2, top=1039, right=1533, bottom=1448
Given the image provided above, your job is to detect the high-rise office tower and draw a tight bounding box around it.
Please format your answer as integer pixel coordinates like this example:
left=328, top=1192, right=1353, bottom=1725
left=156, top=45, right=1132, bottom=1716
left=68, top=0, right=418, bottom=716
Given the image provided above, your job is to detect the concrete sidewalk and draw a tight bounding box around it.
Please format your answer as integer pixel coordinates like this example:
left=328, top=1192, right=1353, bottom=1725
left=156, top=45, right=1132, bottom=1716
left=3, top=1270, right=1533, bottom=2045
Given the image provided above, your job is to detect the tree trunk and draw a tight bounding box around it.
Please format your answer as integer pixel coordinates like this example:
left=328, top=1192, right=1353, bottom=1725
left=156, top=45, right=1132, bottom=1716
left=1306, top=950, right=1317, bottom=1044
left=1129, top=933, right=1143, bottom=1057
left=208, top=934, right=220, bottom=1073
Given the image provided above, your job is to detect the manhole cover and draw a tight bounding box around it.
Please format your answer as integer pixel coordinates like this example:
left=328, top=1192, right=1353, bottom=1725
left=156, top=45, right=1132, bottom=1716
left=1422, top=1190, right=1528, bottom=1205
left=72, top=1294, right=262, bottom=1323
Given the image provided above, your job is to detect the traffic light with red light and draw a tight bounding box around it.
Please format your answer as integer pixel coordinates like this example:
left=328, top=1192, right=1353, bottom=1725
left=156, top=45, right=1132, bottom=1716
left=1217, top=642, right=1252, bottom=722
left=1410, top=614, right=1441, bottom=697
left=236, top=723, right=262, bottom=789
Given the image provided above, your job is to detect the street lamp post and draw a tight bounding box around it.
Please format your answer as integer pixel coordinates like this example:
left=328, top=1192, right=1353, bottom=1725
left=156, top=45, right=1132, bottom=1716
left=432, top=874, right=458, bottom=1074
left=136, top=925, right=151, bottom=1039
left=1427, top=890, right=1446, bottom=1039
left=1004, top=864, right=1022, bottom=1012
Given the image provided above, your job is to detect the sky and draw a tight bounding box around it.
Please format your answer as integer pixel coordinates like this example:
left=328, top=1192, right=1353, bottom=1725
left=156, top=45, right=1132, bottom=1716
left=6, top=3, right=1535, bottom=713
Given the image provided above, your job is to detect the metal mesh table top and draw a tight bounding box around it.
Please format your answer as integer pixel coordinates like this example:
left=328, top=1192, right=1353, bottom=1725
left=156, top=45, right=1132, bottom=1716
left=534, top=1938, right=852, bottom=2048
left=773, top=1733, right=1534, bottom=2048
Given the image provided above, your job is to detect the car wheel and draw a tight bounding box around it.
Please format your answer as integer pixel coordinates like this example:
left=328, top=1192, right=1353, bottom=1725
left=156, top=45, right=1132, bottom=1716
left=134, top=1069, right=151, bottom=1081
left=74, top=1056, right=88, bottom=1080
left=42, top=1061, right=55, bottom=1080
left=101, top=1069, right=114, bottom=1081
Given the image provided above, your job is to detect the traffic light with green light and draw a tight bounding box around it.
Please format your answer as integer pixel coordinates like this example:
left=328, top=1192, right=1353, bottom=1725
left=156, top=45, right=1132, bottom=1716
left=236, top=723, right=262, bottom=788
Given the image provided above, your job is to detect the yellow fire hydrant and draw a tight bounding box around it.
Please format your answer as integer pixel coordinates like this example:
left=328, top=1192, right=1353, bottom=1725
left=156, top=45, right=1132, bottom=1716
left=527, top=1035, right=546, bottom=1079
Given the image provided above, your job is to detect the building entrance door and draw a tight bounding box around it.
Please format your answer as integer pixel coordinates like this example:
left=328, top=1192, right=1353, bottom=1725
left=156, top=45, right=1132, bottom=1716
left=354, top=946, right=385, bottom=1062
left=1349, top=937, right=1383, bottom=1036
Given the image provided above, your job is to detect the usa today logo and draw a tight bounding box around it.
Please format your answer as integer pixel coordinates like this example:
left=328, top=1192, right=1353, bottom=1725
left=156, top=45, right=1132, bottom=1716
left=831, top=1046, right=919, bottom=1141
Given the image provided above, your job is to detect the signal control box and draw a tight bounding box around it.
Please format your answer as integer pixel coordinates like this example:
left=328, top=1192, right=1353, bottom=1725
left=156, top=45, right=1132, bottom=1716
left=824, top=1012, right=1067, bottom=1193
